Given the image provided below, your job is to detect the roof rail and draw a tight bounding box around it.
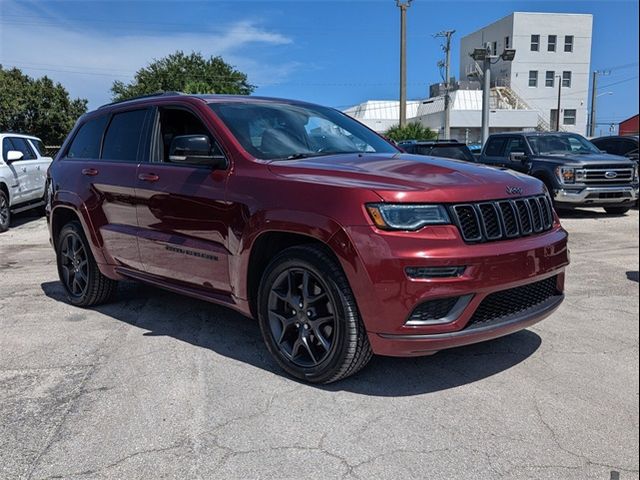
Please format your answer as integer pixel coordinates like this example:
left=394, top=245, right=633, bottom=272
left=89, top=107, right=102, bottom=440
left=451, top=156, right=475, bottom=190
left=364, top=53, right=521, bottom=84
left=98, top=91, right=185, bottom=109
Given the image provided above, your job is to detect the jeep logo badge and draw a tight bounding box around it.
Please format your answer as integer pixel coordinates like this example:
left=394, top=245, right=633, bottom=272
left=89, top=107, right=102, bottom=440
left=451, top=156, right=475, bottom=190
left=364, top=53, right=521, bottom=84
left=506, top=186, right=523, bottom=195
left=605, top=171, right=618, bottom=179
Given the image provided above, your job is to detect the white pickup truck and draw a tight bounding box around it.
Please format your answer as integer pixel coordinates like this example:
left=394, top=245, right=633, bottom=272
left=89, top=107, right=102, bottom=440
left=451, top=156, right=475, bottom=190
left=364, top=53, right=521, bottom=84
left=0, top=133, right=53, bottom=232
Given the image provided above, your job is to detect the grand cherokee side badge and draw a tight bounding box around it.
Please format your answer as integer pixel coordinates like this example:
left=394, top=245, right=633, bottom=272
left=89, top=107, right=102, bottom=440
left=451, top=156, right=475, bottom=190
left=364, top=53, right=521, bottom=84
left=506, top=186, right=523, bottom=195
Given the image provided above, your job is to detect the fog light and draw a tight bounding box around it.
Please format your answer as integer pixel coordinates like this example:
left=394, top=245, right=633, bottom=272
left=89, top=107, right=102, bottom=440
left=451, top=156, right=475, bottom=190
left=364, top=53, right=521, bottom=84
left=405, top=266, right=466, bottom=279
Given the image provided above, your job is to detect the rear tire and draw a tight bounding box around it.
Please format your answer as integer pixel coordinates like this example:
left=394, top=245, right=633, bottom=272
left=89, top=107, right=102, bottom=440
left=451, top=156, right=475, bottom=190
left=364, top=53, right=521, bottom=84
left=0, top=190, right=10, bottom=232
left=257, top=245, right=372, bottom=384
left=56, top=221, right=117, bottom=307
left=604, top=206, right=630, bottom=215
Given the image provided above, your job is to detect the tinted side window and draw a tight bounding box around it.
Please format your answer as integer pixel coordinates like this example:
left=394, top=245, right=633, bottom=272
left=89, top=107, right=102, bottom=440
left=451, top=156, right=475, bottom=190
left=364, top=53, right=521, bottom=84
left=484, top=138, right=507, bottom=156
left=102, top=109, right=148, bottom=162
left=429, top=146, right=475, bottom=162
left=6, top=137, right=37, bottom=160
left=29, top=139, right=46, bottom=156
left=504, top=137, right=527, bottom=156
left=67, top=115, right=108, bottom=159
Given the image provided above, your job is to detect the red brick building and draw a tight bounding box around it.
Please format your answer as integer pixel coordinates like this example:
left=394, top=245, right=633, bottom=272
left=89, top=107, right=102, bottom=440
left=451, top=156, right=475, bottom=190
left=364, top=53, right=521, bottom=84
left=619, top=114, right=639, bottom=136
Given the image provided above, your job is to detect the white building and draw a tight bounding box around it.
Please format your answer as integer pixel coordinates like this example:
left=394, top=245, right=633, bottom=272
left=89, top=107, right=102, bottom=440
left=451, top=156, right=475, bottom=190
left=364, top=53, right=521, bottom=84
left=344, top=90, right=539, bottom=142
left=412, top=89, right=539, bottom=143
left=343, top=100, right=420, bottom=133
left=459, top=12, right=593, bottom=135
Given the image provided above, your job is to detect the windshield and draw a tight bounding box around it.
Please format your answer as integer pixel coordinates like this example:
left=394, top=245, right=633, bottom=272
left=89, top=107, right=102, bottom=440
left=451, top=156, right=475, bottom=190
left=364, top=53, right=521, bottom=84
left=209, top=102, right=398, bottom=160
left=528, top=134, right=600, bottom=155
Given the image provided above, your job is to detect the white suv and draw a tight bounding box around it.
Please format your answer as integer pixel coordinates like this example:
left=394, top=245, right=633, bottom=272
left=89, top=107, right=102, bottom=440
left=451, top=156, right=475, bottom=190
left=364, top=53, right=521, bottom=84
left=0, top=133, right=53, bottom=232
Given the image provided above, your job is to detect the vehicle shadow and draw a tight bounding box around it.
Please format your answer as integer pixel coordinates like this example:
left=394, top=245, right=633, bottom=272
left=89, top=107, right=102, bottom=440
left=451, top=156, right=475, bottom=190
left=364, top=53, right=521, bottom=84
left=557, top=208, right=629, bottom=219
left=40, top=280, right=542, bottom=397
left=10, top=210, right=45, bottom=228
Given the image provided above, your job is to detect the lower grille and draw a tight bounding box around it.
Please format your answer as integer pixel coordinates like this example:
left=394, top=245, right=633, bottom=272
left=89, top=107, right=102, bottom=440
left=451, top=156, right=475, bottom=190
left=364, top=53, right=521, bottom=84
left=451, top=195, right=554, bottom=244
left=466, top=276, right=560, bottom=329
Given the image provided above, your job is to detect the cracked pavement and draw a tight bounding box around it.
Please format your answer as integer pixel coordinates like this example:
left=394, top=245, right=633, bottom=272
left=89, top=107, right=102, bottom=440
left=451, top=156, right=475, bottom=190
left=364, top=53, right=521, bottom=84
left=0, top=209, right=638, bottom=479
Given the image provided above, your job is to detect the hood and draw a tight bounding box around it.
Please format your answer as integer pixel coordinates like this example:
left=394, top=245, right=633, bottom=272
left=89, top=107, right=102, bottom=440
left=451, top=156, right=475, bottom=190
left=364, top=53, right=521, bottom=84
left=268, top=153, right=545, bottom=203
left=534, top=152, right=634, bottom=166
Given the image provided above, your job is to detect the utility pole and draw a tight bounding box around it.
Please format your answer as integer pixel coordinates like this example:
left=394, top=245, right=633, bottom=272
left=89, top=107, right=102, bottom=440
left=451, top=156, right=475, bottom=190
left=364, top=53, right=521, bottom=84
left=556, top=74, right=562, bottom=131
left=435, top=30, right=455, bottom=139
left=588, top=71, right=598, bottom=137
left=482, top=50, right=491, bottom=142
left=397, top=0, right=412, bottom=127
left=471, top=43, right=515, bottom=144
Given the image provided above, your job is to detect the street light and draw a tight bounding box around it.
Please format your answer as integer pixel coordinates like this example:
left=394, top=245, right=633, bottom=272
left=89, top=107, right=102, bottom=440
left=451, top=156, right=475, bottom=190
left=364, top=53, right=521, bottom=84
left=470, top=43, right=517, bottom=144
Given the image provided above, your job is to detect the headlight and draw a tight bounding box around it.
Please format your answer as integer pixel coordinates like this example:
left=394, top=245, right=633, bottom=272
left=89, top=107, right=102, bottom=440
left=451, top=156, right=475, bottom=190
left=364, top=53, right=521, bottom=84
left=555, top=167, right=586, bottom=184
left=366, top=204, right=450, bottom=230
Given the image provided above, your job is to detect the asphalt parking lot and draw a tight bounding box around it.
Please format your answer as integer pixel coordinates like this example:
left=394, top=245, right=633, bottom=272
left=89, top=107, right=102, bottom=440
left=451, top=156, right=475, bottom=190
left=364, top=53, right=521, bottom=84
left=1, top=209, right=638, bottom=480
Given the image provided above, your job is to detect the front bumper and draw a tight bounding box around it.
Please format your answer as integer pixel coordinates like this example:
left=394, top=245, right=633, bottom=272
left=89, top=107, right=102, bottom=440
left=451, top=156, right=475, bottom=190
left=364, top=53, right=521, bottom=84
left=370, top=294, right=563, bottom=356
left=553, top=184, right=638, bottom=206
left=339, top=223, right=569, bottom=356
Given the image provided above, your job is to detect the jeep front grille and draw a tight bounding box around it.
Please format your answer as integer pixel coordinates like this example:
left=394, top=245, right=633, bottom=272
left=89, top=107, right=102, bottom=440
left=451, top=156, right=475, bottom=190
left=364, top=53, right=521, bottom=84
left=450, top=195, right=554, bottom=244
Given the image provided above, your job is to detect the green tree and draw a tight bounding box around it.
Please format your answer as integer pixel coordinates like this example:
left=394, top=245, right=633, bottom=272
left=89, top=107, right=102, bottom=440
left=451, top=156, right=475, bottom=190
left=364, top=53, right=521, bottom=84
left=0, top=65, right=87, bottom=145
left=111, top=51, right=255, bottom=101
left=384, top=121, right=437, bottom=142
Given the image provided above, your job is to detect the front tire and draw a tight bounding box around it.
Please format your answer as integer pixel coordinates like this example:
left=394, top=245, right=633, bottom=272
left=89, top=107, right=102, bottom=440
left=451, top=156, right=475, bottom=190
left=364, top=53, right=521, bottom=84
left=604, top=206, right=630, bottom=215
left=56, top=221, right=117, bottom=307
left=257, top=245, right=372, bottom=384
left=0, top=190, right=10, bottom=232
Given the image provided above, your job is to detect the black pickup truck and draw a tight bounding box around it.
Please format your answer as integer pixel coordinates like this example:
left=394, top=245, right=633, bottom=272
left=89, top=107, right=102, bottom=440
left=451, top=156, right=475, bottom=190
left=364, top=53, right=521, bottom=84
left=478, top=132, right=639, bottom=214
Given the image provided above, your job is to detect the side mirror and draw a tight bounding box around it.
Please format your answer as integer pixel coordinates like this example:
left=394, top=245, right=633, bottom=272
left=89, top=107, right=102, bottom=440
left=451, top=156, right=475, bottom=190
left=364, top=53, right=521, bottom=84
left=169, top=135, right=227, bottom=169
left=509, top=151, right=528, bottom=163
left=6, top=150, right=24, bottom=163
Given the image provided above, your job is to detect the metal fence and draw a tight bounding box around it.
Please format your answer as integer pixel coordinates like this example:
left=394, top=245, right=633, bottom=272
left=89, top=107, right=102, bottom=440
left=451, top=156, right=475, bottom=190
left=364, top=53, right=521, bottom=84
left=44, top=146, right=61, bottom=158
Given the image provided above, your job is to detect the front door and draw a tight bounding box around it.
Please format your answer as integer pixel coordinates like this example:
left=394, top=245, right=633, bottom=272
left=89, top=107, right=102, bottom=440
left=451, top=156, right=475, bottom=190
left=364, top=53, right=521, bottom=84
left=503, top=136, right=532, bottom=173
left=2, top=137, right=38, bottom=203
left=135, top=105, right=231, bottom=293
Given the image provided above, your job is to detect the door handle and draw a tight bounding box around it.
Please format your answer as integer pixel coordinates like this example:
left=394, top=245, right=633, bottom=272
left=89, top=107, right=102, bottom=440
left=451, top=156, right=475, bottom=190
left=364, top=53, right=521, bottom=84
left=138, top=173, right=160, bottom=182
left=81, top=168, right=99, bottom=176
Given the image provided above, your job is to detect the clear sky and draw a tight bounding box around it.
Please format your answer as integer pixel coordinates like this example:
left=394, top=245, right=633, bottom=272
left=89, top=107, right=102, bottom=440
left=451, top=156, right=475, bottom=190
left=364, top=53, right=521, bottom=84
left=1, top=0, right=638, bottom=134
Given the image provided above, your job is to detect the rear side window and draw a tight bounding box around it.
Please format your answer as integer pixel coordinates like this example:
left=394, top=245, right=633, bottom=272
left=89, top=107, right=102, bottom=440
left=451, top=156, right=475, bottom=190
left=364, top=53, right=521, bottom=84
left=102, top=109, right=147, bottom=162
left=484, top=138, right=507, bottom=156
left=4, top=137, right=37, bottom=160
left=29, top=139, right=46, bottom=156
left=67, top=115, right=108, bottom=159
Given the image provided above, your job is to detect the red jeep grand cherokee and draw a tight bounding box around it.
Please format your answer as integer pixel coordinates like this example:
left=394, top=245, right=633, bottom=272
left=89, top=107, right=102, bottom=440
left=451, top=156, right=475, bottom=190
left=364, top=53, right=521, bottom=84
left=47, top=93, right=569, bottom=383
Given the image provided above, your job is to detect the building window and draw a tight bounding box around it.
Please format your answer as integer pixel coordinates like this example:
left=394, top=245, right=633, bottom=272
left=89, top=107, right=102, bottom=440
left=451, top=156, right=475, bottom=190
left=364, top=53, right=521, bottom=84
left=492, top=41, right=497, bottom=55
left=545, top=71, right=555, bottom=87
left=531, top=34, right=540, bottom=51
left=564, top=35, right=574, bottom=52
left=562, top=71, right=572, bottom=87
left=505, top=36, right=510, bottom=49
left=528, top=70, right=538, bottom=87
left=548, top=35, right=557, bottom=52
left=563, top=109, right=577, bottom=125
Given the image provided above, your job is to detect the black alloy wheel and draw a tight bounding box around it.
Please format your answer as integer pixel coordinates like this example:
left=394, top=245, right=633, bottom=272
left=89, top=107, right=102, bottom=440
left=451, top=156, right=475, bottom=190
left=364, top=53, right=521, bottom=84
left=0, top=191, right=10, bottom=232
left=59, top=230, right=90, bottom=299
left=258, top=245, right=372, bottom=384
left=56, top=221, right=117, bottom=307
left=267, top=267, right=337, bottom=368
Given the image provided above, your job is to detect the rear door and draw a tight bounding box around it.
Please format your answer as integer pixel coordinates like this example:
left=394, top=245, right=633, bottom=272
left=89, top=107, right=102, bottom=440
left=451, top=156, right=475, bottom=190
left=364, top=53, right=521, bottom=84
left=58, top=108, right=150, bottom=270
left=27, top=138, right=53, bottom=197
left=135, top=104, right=231, bottom=293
